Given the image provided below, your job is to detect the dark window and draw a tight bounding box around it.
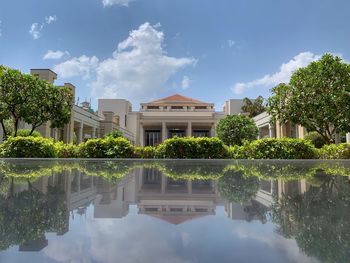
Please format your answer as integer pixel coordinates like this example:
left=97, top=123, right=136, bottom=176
left=171, top=106, right=183, bottom=109
left=195, top=106, right=207, bottom=109
left=147, top=106, right=160, bottom=109
left=193, top=129, right=210, bottom=137
left=145, top=130, right=161, bottom=146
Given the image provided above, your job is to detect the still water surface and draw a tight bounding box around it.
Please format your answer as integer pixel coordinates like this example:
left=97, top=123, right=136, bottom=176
left=0, top=159, right=349, bottom=263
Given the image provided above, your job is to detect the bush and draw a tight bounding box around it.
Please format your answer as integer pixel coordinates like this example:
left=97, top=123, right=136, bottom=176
left=228, top=145, right=246, bottom=159
left=55, top=142, right=79, bottom=158
left=0, top=136, right=57, bottom=158
left=103, top=129, right=124, bottom=139
left=133, top=146, right=156, bottom=158
left=156, top=137, right=229, bottom=159
left=13, top=129, right=42, bottom=137
left=241, top=138, right=317, bottom=159
left=319, top=143, right=350, bottom=159
left=304, top=131, right=327, bottom=148
left=78, top=137, right=134, bottom=158
left=216, top=115, right=258, bottom=146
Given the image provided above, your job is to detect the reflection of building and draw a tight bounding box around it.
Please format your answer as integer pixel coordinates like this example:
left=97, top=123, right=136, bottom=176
left=19, top=235, right=48, bottom=252
left=134, top=168, right=220, bottom=224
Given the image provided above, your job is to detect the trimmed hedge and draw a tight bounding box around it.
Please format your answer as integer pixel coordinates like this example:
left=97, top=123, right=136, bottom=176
left=78, top=137, right=134, bottom=158
left=234, top=138, right=318, bottom=159
left=319, top=143, right=350, bottom=159
left=155, top=137, right=229, bottom=159
left=304, top=131, right=327, bottom=148
left=133, top=146, right=156, bottom=159
left=0, top=136, right=57, bottom=158
left=56, top=142, right=79, bottom=158
left=13, top=129, right=42, bottom=138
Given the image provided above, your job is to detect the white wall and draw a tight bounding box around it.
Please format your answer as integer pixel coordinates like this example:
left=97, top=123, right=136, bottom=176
left=98, top=99, right=132, bottom=129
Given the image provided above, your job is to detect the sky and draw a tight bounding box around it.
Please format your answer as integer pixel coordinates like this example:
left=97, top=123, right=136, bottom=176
left=0, top=0, right=350, bottom=110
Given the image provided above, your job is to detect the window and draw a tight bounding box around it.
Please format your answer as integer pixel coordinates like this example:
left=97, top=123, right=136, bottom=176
left=193, top=129, right=210, bottom=137
left=125, top=114, right=127, bottom=127
left=195, top=106, right=207, bottom=109
left=145, top=130, right=161, bottom=146
left=171, top=106, right=183, bottom=109
left=147, top=106, right=160, bottom=109
left=168, top=129, right=185, bottom=138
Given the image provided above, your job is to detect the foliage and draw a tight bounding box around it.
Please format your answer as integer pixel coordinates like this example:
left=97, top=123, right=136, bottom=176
left=241, top=96, right=266, bottom=118
left=55, top=142, right=79, bottom=158
left=319, top=143, right=350, bottom=159
left=133, top=146, right=156, bottom=158
left=267, top=54, right=350, bottom=143
left=103, top=129, right=124, bottom=139
left=304, top=131, right=327, bottom=148
left=216, top=115, right=258, bottom=146
left=241, top=138, right=317, bottom=159
left=78, top=137, right=134, bottom=158
left=218, top=169, right=259, bottom=203
left=13, top=129, right=42, bottom=138
left=0, top=66, right=73, bottom=138
left=156, top=137, right=229, bottom=159
left=0, top=136, right=57, bottom=158
left=271, top=175, right=350, bottom=263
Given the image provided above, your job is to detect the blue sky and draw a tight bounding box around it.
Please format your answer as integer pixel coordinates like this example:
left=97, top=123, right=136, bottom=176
left=0, top=0, right=350, bottom=110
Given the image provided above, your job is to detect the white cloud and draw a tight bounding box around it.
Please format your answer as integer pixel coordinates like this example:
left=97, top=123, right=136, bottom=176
left=232, top=52, right=321, bottom=94
left=45, top=15, right=57, bottom=24
left=181, top=76, right=191, bottom=89
left=228, top=39, right=235, bottom=48
left=102, top=0, right=134, bottom=7
left=54, top=55, right=99, bottom=79
left=54, top=22, right=197, bottom=101
left=43, top=50, right=70, bottom=60
left=29, top=15, right=57, bottom=40
left=29, top=23, right=42, bottom=40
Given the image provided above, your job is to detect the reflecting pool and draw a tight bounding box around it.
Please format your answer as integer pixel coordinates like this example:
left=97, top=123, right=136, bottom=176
left=0, top=159, right=349, bottom=263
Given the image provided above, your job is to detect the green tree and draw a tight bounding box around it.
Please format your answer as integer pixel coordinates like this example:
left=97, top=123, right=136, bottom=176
left=241, top=96, right=266, bottom=118
left=103, top=129, right=124, bottom=139
left=0, top=66, right=73, bottom=138
left=267, top=54, right=350, bottom=143
left=216, top=115, right=258, bottom=146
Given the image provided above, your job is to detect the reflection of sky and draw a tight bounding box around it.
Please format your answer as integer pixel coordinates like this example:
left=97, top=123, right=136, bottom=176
left=0, top=205, right=319, bottom=263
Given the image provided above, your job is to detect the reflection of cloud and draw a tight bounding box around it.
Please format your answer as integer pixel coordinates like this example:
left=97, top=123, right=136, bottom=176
left=235, top=226, right=319, bottom=263
left=44, top=239, right=91, bottom=263
left=86, top=217, right=192, bottom=263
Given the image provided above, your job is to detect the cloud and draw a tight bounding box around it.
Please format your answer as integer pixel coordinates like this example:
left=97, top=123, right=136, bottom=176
left=54, top=22, right=197, bottom=101
left=54, top=55, right=99, bottom=79
left=228, top=40, right=235, bottom=48
left=29, top=15, right=57, bottom=40
left=232, top=52, right=321, bottom=94
left=43, top=50, right=70, bottom=60
left=181, top=76, right=191, bottom=89
left=102, top=0, right=134, bottom=7
left=45, top=15, right=57, bottom=24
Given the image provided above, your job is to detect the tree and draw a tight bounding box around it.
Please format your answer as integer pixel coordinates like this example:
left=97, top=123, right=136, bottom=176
left=241, top=96, right=266, bottom=118
left=103, top=129, right=124, bottom=139
left=216, top=115, right=258, bottom=146
left=267, top=54, right=350, bottom=143
left=0, top=66, right=73, bottom=138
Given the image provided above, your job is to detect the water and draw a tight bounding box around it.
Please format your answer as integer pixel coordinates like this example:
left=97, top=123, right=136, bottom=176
left=0, top=159, right=349, bottom=263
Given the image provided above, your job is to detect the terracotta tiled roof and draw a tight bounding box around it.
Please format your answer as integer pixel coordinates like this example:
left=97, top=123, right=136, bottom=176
left=149, top=94, right=206, bottom=104
left=148, top=214, right=207, bottom=225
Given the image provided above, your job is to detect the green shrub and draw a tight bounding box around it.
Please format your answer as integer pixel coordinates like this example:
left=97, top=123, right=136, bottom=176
left=133, top=146, right=156, bottom=158
left=304, top=131, right=327, bottom=148
left=156, top=137, right=229, bottom=159
left=319, top=143, right=350, bottom=159
left=241, top=138, right=317, bottom=159
left=103, top=129, right=124, bottom=139
left=216, top=115, right=258, bottom=146
left=228, top=145, right=246, bottom=159
left=78, top=137, right=134, bottom=158
left=55, top=142, right=79, bottom=158
left=0, top=136, right=57, bottom=158
left=13, top=129, right=42, bottom=137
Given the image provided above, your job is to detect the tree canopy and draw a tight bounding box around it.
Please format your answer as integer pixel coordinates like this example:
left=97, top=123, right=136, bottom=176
left=267, top=54, right=350, bottom=143
left=241, top=96, right=266, bottom=118
left=0, top=66, right=73, bottom=138
left=216, top=115, right=258, bottom=146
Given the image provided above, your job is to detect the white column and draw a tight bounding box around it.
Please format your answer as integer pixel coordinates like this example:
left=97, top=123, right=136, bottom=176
left=162, top=122, right=167, bottom=142
left=187, top=122, right=192, bottom=137
left=346, top=133, right=350, bottom=143
left=140, top=125, right=144, bottom=147
left=210, top=124, right=216, bottom=137
left=268, top=124, right=275, bottom=138
left=92, top=127, right=96, bottom=139
left=77, top=122, right=83, bottom=144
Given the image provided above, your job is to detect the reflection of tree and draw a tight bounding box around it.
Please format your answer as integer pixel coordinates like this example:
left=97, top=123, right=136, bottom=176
left=218, top=170, right=259, bottom=203
left=0, top=182, right=68, bottom=250
left=271, top=175, right=350, bottom=263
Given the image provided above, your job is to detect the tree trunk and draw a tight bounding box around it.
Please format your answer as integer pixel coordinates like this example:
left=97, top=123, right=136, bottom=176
left=0, top=120, right=7, bottom=140
left=13, top=118, right=19, bottom=137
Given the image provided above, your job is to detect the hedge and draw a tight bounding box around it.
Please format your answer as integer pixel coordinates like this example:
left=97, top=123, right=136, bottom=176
left=319, top=143, right=350, bottom=159
left=0, top=136, right=57, bottom=158
left=155, top=137, right=229, bottom=159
